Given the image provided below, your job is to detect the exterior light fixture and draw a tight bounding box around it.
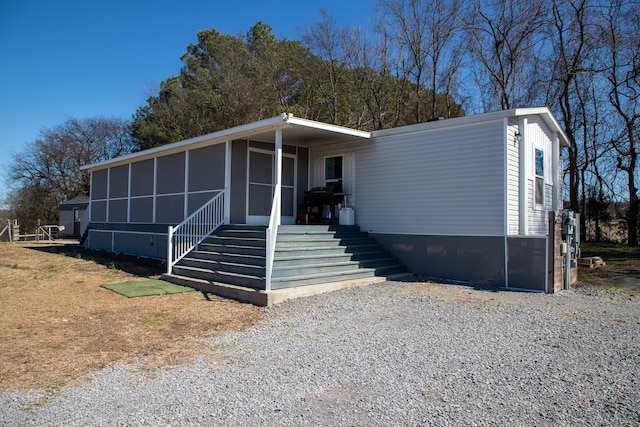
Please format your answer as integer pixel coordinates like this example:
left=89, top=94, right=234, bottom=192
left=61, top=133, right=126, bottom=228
left=514, top=131, right=522, bottom=144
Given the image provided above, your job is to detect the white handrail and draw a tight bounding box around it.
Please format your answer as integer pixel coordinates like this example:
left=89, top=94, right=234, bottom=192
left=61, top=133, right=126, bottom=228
left=265, top=185, right=281, bottom=292
left=167, top=191, right=227, bottom=275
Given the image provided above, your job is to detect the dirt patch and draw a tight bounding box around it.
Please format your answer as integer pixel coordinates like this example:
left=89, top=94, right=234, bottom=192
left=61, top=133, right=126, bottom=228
left=0, top=242, right=264, bottom=391
left=579, top=242, right=640, bottom=294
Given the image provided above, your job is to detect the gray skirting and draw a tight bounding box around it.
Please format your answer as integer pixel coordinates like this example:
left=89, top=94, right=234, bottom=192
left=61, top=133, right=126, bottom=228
left=371, top=233, right=548, bottom=291
left=86, top=224, right=168, bottom=260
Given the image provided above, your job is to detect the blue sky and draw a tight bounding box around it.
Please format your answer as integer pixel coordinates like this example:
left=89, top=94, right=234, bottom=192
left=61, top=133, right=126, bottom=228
left=0, top=0, right=374, bottom=202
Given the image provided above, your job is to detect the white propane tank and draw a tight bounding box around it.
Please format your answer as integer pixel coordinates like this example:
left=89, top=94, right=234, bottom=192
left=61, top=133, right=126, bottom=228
left=339, top=207, right=355, bottom=225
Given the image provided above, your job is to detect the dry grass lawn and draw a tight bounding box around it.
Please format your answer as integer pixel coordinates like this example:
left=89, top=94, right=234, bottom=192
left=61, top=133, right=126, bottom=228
left=0, top=242, right=265, bottom=391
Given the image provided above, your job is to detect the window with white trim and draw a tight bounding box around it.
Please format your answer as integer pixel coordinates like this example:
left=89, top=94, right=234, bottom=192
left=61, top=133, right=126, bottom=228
left=534, top=148, right=544, bottom=207
left=325, top=156, right=343, bottom=184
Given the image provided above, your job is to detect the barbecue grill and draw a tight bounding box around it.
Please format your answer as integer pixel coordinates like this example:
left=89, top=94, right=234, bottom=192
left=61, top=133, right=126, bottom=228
left=298, top=181, right=344, bottom=225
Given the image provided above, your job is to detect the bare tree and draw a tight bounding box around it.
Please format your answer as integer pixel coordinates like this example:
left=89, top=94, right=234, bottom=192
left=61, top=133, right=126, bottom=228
left=542, top=0, right=594, bottom=234
left=299, top=10, right=348, bottom=125
left=378, top=0, right=465, bottom=121
left=598, top=0, right=640, bottom=245
left=7, top=117, right=134, bottom=208
left=464, top=0, right=549, bottom=111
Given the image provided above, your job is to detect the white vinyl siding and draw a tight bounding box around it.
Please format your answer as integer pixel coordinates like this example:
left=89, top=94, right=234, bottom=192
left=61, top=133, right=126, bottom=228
left=526, top=117, right=554, bottom=235
left=311, top=143, right=360, bottom=206
left=353, top=121, right=506, bottom=236
left=528, top=180, right=553, bottom=234
left=506, top=121, right=520, bottom=235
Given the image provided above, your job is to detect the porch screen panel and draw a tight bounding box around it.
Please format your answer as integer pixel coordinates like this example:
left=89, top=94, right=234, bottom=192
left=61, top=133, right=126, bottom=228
left=91, top=170, right=108, bottom=200
left=248, top=185, right=272, bottom=216
left=130, top=198, right=153, bottom=222
left=109, top=165, right=129, bottom=198
left=189, top=144, right=225, bottom=192
left=247, top=150, right=295, bottom=218
left=91, top=201, right=107, bottom=222
left=108, top=199, right=128, bottom=223
left=130, top=159, right=154, bottom=197
left=283, top=156, right=295, bottom=186
left=156, top=153, right=185, bottom=195
left=248, top=151, right=273, bottom=216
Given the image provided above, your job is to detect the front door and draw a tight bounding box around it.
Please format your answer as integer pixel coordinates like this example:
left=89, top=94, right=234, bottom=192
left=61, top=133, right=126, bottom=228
left=246, top=148, right=296, bottom=224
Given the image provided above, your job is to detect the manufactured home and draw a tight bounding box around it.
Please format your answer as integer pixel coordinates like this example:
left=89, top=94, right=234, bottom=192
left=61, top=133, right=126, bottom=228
left=82, top=107, right=572, bottom=305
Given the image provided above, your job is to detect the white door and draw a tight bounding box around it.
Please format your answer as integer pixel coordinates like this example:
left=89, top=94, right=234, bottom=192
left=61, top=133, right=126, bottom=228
left=246, top=148, right=296, bottom=224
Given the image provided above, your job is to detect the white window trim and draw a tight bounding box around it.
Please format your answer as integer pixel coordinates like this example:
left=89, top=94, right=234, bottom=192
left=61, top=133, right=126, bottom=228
left=534, top=147, right=545, bottom=210
left=324, top=155, right=344, bottom=185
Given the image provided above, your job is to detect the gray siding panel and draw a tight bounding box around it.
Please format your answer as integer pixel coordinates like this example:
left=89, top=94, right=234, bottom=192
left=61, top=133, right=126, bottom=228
left=88, top=230, right=112, bottom=251
left=113, top=232, right=167, bottom=259
left=373, top=233, right=506, bottom=285
left=59, top=210, right=74, bottom=237
left=231, top=140, right=247, bottom=223
left=109, top=165, right=129, bottom=198
left=156, top=195, right=184, bottom=223
left=130, top=159, right=154, bottom=197
left=507, top=237, right=547, bottom=291
left=188, top=144, right=225, bottom=192
left=92, top=170, right=108, bottom=200
left=157, top=152, right=185, bottom=195
left=87, top=229, right=167, bottom=260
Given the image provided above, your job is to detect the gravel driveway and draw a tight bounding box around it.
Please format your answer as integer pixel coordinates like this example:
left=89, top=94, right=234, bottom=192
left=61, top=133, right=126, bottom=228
left=2, top=280, right=639, bottom=426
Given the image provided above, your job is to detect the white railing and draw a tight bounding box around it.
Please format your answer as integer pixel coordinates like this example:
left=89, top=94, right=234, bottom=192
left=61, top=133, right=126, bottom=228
left=167, top=191, right=227, bottom=275
left=265, top=185, right=281, bottom=292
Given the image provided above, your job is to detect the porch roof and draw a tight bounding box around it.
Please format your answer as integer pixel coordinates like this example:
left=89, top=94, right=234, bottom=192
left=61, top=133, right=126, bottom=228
left=82, top=114, right=371, bottom=171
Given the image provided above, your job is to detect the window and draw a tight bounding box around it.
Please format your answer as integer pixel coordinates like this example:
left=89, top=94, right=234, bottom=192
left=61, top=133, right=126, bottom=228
left=325, top=156, right=343, bottom=182
left=535, top=148, right=544, bottom=206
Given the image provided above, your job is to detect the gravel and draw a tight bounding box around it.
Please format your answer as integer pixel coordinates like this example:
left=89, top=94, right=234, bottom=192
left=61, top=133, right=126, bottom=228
left=2, top=280, right=639, bottom=426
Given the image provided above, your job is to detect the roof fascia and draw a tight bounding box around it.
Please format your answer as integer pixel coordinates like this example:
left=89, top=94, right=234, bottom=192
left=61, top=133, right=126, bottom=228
left=82, top=115, right=290, bottom=171
left=285, top=116, right=371, bottom=139
left=371, top=107, right=570, bottom=147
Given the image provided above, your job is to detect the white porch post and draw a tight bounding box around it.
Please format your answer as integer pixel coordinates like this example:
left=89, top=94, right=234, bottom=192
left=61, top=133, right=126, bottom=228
left=224, top=140, right=231, bottom=223
left=274, top=129, right=283, bottom=225
left=184, top=150, right=190, bottom=220
left=265, top=129, right=283, bottom=293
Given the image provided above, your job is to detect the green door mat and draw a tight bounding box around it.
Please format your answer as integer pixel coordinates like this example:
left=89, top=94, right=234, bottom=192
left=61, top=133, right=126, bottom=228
left=101, top=280, right=194, bottom=298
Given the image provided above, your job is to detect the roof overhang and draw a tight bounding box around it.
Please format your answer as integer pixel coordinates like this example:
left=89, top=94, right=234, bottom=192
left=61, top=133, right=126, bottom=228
left=372, top=106, right=571, bottom=148
left=82, top=114, right=371, bottom=171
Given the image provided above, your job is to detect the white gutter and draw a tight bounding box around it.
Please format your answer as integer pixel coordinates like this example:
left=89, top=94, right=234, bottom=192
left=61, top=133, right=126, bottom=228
left=82, top=115, right=292, bottom=171
left=82, top=114, right=371, bottom=172
left=372, top=107, right=570, bottom=148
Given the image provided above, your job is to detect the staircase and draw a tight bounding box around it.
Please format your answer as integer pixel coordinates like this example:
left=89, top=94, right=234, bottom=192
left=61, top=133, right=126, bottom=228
left=163, top=224, right=405, bottom=298
left=271, top=225, right=405, bottom=289
left=169, top=225, right=267, bottom=290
